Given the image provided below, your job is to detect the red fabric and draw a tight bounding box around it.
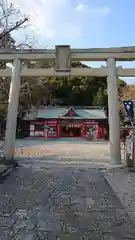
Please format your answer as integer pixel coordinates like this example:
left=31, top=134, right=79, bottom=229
left=103, top=127, right=107, bottom=138
left=98, top=127, right=103, bottom=138
left=98, top=127, right=107, bottom=139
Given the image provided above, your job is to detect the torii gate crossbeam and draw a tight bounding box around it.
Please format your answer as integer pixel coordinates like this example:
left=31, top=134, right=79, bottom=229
left=2, top=45, right=135, bottom=164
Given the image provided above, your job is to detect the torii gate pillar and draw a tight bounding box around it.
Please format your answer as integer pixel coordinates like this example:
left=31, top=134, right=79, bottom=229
left=4, top=58, right=21, bottom=160
left=107, top=58, right=121, bottom=164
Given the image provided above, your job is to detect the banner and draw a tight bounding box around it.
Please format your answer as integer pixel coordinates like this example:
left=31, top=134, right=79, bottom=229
left=126, top=136, right=133, bottom=154
left=123, top=100, right=134, bottom=129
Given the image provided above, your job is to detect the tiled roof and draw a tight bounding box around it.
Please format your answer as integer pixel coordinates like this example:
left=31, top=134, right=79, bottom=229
left=76, top=109, right=106, bottom=119
left=37, top=108, right=66, bottom=119
left=24, top=106, right=107, bottom=120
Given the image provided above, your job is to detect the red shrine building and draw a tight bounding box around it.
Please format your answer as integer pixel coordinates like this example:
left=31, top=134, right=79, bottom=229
left=24, top=106, right=107, bottom=140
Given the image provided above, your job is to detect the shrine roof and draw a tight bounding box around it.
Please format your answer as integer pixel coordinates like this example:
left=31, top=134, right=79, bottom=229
left=24, top=106, right=107, bottom=120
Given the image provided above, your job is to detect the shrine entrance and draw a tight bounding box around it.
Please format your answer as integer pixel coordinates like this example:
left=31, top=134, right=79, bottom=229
left=60, top=122, right=82, bottom=138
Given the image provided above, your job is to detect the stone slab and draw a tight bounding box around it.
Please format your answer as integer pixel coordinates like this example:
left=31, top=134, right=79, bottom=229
left=103, top=167, right=135, bottom=221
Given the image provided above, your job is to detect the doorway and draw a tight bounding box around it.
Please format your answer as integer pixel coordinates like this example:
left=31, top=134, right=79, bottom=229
left=61, top=126, right=81, bottom=137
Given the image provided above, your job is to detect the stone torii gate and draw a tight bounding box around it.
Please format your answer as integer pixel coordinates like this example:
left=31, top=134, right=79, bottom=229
left=1, top=45, right=135, bottom=164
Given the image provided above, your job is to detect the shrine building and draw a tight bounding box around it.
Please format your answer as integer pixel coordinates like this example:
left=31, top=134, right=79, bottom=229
left=24, top=106, right=107, bottom=139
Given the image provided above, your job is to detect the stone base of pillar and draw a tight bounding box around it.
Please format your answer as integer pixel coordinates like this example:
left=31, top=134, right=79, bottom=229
left=127, top=167, right=135, bottom=172
left=126, top=153, right=133, bottom=168
left=110, top=159, right=122, bottom=165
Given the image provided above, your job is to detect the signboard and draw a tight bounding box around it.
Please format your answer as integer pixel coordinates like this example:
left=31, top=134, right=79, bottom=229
left=61, top=120, right=83, bottom=127
left=123, top=100, right=134, bottom=129
left=126, top=137, right=133, bottom=154
left=30, top=125, right=34, bottom=131
left=67, top=124, right=82, bottom=128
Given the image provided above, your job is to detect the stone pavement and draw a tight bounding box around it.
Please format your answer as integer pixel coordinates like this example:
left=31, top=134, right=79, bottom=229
left=0, top=160, right=135, bottom=239
left=103, top=167, right=135, bottom=221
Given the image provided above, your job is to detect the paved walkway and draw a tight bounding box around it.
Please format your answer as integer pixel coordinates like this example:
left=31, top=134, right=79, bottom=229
left=0, top=159, right=135, bottom=239
left=104, top=168, right=135, bottom=221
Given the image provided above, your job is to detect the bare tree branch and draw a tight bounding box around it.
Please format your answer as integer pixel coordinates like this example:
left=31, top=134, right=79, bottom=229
left=0, top=0, right=29, bottom=48
left=0, top=18, right=28, bottom=39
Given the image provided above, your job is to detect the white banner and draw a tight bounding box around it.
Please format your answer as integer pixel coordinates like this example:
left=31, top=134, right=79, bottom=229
left=126, top=137, right=133, bottom=154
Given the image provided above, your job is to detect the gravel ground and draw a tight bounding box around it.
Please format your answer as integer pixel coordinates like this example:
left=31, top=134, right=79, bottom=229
left=103, top=168, right=135, bottom=221
left=12, top=139, right=125, bottom=169
left=0, top=139, right=125, bottom=163
left=14, top=140, right=111, bottom=161
left=15, top=140, right=112, bottom=170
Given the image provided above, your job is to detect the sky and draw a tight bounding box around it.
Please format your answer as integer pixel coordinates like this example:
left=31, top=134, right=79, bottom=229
left=9, top=0, right=135, bottom=83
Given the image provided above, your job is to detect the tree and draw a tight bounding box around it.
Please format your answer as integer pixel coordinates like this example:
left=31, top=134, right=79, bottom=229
left=0, top=0, right=29, bottom=119
left=93, top=87, right=104, bottom=106
left=0, top=0, right=28, bottom=48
